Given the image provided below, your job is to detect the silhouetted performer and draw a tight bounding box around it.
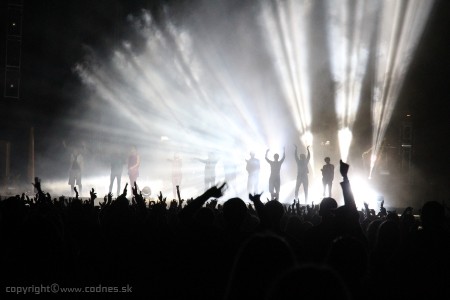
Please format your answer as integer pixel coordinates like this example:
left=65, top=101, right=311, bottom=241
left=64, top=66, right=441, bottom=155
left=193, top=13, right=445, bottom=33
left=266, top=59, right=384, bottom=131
left=246, top=152, right=260, bottom=194
left=63, top=141, right=86, bottom=196
left=196, top=152, right=219, bottom=191
left=294, top=145, right=310, bottom=203
left=109, top=149, right=125, bottom=196
left=128, top=145, right=140, bottom=189
left=68, top=147, right=83, bottom=196
left=321, top=157, right=334, bottom=197
left=169, top=152, right=182, bottom=199
left=265, top=147, right=285, bottom=200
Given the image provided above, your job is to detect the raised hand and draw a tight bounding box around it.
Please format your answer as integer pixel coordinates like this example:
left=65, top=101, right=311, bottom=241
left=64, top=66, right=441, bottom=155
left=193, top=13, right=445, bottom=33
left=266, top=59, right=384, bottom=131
left=32, top=177, right=43, bottom=195
left=132, top=182, right=139, bottom=197
left=133, top=183, right=145, bottom=208
left=204, top=182, right=227, bottom=199
left=249, top=192, right=263, bottom=203
left=90, top=188, right=97, bottom=203
left=100, top=196, right=106, bottom=208
left=158, top=191, right=167, bottom=204
left=122, top=183, right=128, bottom=197
left=74, top=186, right=79, bottom=200
left=339, top=159, right=350, bottom=179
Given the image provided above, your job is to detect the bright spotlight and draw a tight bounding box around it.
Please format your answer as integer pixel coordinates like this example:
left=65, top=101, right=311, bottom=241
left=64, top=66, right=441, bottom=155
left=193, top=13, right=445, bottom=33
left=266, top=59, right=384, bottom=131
left=351, top=175, right=379, bottom=209
left=326, top=0, right=376, bottom=162
left=260, top=0, right=312, bottom=137
left=338, top=127, right=352, bottom=162
left=301, top=131, right=313, bottom=148
left=370, top=0, right=435, bottom=171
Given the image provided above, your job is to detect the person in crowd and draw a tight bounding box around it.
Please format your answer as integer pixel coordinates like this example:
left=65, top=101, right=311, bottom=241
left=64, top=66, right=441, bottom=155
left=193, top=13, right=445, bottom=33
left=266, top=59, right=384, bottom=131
left=2, top=157, right=449, bottom=299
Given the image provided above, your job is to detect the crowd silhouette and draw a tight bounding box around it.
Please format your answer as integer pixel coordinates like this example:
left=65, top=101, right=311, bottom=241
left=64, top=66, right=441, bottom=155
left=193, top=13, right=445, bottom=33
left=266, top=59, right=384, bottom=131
left=1, top=160, right=449, bottom=299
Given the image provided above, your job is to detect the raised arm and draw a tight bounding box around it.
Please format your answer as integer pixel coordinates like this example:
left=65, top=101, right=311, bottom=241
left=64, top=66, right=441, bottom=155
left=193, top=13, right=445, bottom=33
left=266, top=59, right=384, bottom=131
left=179, top=183, right=226, bottom=225
left=249, top=192, right=270, bottom=230
left=306, top=146, right=311, bottom=163
left=294, top=145, right=299, bottom=162
left=339, top=160, right=356, bottom=210
left=280, top=147, right=286, bottom=163
left=265, top=149, right=271, bottom=163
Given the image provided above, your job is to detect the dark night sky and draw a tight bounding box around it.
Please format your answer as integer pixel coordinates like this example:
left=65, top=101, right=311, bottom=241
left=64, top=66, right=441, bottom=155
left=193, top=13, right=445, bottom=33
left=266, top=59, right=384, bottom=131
left=0, top=0, right=449, bottom=190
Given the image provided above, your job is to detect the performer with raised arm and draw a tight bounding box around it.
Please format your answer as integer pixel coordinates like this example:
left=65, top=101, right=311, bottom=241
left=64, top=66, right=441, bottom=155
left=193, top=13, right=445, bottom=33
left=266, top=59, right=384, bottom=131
left=321, top=157, right=334, bottom=197
left=246, top=152, right=260, bottom=194
left=294, top=145, right=310, bottom=203
left=195, top=152, right=219, bottom=191
left=265, top=147, right=285, bottom=200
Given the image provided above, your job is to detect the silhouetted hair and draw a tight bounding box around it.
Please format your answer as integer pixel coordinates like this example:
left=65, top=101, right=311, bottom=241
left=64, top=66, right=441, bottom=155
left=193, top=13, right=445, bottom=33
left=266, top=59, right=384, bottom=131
left=223, top=197, right=248, bottom=230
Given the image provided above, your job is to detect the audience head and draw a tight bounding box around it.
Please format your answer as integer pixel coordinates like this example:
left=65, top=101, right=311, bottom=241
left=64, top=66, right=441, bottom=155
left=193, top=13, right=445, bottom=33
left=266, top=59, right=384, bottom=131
left=223, top=197, right=247, bottom=230
left=319, top=197, right=337, bottom=218
left=421, top=201, right=445, bottom=231
left=265, top=200, right=285, bottom=230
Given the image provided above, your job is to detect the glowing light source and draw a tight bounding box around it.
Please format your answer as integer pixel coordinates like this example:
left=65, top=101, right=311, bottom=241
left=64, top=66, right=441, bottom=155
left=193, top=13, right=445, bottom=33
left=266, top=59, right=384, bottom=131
left=351, top=175, right=380, bottom=209
left=370, top=0, right=434, bottom=176
left=260, top=0, right=312, bottom=145
left=326, top=0, right=376, bottom=162
left=338, top=127, right=352, bottom=162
